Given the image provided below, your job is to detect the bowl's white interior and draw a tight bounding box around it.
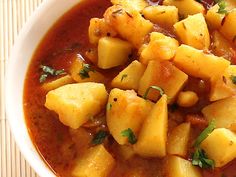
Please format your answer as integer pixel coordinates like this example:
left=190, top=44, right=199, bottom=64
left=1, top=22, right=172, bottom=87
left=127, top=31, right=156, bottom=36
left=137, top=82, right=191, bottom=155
left=5, top=0, right=82, bottom=176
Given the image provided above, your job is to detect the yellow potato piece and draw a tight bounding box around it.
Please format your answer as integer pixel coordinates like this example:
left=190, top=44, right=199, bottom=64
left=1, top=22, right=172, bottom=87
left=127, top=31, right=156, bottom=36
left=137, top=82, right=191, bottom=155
left=173, top=44, right=230, bottom=79
left=138, top=60, right=188, bottom=103
left=201, top=128, right=236, bottom=167
left=106, top=88, right=153, bottom=145
left=104, top=5, right=153, bottom=48
left=111, top=60, right=146, bottom=91
left=142, top=5, right=178, bottom=27
left=209, top=65, right=236, bottom=102
left=163, top=0, right=205, bottom=18
left=98, top=37, right=133, bottom=69
left=206, top=4, right=225, bottom=30
left=166, top=155, right=203, bottom=177
left=134, top=95, right=168, bottom=157
left=45, top=83, right=108, bottom=129
left=174, top=13, right=210, bottom=50
left=220, top=9, right=236, bottom=45
left=72, top=145, right=115, bottom=177
left=211, top=31, right=236, bottom=61
left=42, top=75, right=74, bottom=91
left=167, top=123, right=191, bottom=157
left=111, top=0, right=148, bottom=12
left=202, top=96, right=236, bottom=129
left=70, top=56, right=105, bottom=83
left=88, top=18, right=117, bottom=44
left=140, top=32, right=179, bottom=63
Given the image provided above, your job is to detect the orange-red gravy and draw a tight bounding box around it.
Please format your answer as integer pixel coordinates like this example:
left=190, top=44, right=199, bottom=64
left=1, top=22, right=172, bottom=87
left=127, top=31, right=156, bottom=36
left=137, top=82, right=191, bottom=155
left=24, top=0, right=236, bottom=177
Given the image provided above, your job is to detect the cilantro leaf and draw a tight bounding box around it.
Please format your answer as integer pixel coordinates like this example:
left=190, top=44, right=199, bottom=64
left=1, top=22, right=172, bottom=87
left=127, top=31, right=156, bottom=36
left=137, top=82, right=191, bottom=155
left=194, top=120, right=216, bottom=147
left=79, top=63, right=95, bottom=79
left=39, top=74, right=48, bottom=83
left=121, top=128, right=137, bottom=144
left=92, top=130, right=108, bottom=145
left=192, top=148, right=215, bottom=169
left=143, top=85, right=165, bottom=100
left=217, top=0, right=228, bottom=14
left=39, top=65, right=66, bottom=83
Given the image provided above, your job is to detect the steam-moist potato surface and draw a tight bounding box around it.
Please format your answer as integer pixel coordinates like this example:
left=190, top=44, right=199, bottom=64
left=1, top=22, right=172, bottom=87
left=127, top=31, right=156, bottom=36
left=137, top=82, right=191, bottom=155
left=24, top=0, right=236, bottom=176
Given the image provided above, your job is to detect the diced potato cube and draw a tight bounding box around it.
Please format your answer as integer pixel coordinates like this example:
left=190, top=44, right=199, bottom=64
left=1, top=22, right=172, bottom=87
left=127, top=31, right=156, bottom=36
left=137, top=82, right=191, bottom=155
left=211, top=31, right=236, bottom=61
left=163, top=0, right=205, bottom=18
left=202, top=96, right=236, bottom=129
left=88, top=18, right=117, bottom=44
left=200, top=128, right=236, bottom=167
left=209, top=76, right=234, bottom=102
left=134, top=95, right=168, bottom=157
left=166, top=155, right=203, bottom=177
left=173, top=44, right=230, bottom=79
left=174, top=13, right=210, bottom=50
left=42, top=75, right=74, bottom=91
left=111, top=60, right=146, bottom=90
left=72, top=145, right=115, bottom=177
left=138, top=60, right=188, bottom=103
left=111, top=0, right=148, bottom=12
left=70, top=56, right=105, bottom=83
left=140, top=32, right=179, bottom=64
left=106, top=88, right=153, bottom=145
left=167, top=123, right=191, bottom=157
left=209, top=65, right=236, bottom=101
left=104, top=5, right=153, bottom=48
left=98, top=37, right=133, bottom=69
left=206, top=5, right=225, bottom=30
left=142, top=5, right=178, bottom=27
left=220, top=10, right=236, bottom=45
left=45, top=83, right=108, bottom=129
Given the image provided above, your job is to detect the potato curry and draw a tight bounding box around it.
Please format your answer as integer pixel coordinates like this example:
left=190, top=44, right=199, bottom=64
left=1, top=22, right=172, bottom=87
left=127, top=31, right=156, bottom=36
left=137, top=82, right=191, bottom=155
left=24, top=0, right=236, bottom=176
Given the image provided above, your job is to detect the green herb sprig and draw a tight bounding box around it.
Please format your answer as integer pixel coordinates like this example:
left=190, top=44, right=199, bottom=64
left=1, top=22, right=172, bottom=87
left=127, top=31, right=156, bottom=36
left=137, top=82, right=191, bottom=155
left=92, top=130, right=108, bottom=145
left=192, top=148, right=215, bottom=169
left=121, top=128, right=137, bottom=144
left=192, top=120, right=216, bottom=169
left=194, top=120, right=216, bottom=147
left=79, top=63, right=95, bottom=79
left=216, top=0, right=228, bottom=14
left=39, top=65, right=66, bottom=83
left=143, top=86, right=165, bottom=100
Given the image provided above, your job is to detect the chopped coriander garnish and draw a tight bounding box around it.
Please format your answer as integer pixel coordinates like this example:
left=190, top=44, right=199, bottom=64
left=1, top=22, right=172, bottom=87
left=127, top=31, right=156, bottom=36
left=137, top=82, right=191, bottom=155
left=39, top=73, right=48, bottom=83
left=230, top=75, right=236, bottom=84
left=79, top=63, right=94, bottom=79
left=217, top=0, right=227, bottom=14
left=192, top=148, right=215, bottom=169
left=92, top=130, right=108, bottom=145
left=121, top=128, right=137, bottom=144
left=194, top=120, right=216, bottom=147
left=39, top=65, right=66, bottom=83
left=191, top=120, right=215, bottom=169
left=106, top=103, right=112, bottom=111
left=121, top=74, right=128, bottom=82
left=143, top=86, right=165, bottom=100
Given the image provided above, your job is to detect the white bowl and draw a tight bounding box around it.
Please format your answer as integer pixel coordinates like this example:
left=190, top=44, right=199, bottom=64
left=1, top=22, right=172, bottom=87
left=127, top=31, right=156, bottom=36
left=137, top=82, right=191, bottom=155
left=5, top=0, right=82, bottom=176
